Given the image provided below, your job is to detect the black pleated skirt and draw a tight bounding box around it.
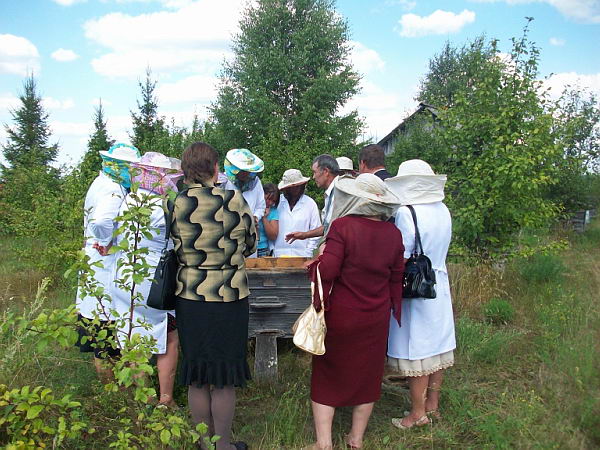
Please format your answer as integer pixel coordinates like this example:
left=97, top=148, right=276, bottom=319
left=175, top=297, right=251, bottom=389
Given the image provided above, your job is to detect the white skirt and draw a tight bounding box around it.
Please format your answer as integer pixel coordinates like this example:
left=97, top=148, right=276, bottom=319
left=386, top=350, right=454, bottom=377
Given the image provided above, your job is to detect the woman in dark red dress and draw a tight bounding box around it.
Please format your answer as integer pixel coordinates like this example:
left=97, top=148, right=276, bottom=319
left=308, top=173, right=404, bottom=450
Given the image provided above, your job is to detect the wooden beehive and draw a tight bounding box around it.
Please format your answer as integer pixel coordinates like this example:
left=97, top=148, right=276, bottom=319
left=246, top=257, right=311, bottom=338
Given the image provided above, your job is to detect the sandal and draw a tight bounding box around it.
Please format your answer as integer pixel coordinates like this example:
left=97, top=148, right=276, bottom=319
left=343, top=434, right=362, bottom=449
left=426, top=410, right=441, bottom=421
left=391, top=415, right=430, bottom=430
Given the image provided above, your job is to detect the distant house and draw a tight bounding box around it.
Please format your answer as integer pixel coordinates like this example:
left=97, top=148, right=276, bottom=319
left=377, top=102, right=438, bottom=155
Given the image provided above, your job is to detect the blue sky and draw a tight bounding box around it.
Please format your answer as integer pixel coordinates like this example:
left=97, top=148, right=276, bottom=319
left=1, top=0, right=599, bottom=168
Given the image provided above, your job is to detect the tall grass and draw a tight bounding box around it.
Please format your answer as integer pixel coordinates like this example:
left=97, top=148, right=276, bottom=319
left=1, top=222, right=599, bottom=448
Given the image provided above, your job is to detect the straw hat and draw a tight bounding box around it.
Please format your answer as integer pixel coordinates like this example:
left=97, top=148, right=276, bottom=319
left=278, top=169, right=310, bottom=190
left=99, top=143, right=141, bottom=162
left=385, top=159, right=446, bottom=205
left=225, top=148, right=264, bottom=173
left=334, top=173, right=400, bottom=205
left=336, top=156, right=354, bottom=171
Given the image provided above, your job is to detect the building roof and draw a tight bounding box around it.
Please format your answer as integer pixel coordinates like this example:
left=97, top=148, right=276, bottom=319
left=377, top=102, right=438, bottom=147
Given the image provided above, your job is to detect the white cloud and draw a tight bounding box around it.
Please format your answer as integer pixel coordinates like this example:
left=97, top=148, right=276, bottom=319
left=549, top=37, right=566, bottom=46
left=156, top=74, right=218, bottom=104
left=544, top=72, right=600, bottom=99
left=343, top=79, right=417, bottom=142
left=42, top=97, right=75, bottom=110
left=90, top=48, right=227, bottom=79
left=349, top=41, right=385, bottom=75
left=52, top=0, right=87, bottom=5
left=50, top=120, right=92, bottom=137
left=0, top=93, right=20, bottom=111
left=51, top=48, right=79, bottom=62
left=398, top=9, right=476, bottom=38
left=469, top=0, right=600, bottom=23
left=84, top=1, right=244, bottom=79
left=0, top=34, right=40, bottom=76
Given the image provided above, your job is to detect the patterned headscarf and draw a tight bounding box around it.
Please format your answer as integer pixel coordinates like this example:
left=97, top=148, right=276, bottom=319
left=100, top=143, right=141, bottom=189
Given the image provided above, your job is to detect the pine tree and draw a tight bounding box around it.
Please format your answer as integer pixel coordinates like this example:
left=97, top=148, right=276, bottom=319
left=2, top=75, right=58, bottom=167
left=208, top=0, right=362, bottom=180
left=130, top=68, right=169, bottom=153
left=80, top=100, right=113, bottom=177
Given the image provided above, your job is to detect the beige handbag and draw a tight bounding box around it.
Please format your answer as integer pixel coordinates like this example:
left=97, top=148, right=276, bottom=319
left=292, top=262, right=328, bottom=355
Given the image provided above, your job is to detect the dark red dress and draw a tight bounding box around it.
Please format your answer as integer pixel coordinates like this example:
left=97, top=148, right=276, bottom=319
left=311, top=215, right=404, bottom=407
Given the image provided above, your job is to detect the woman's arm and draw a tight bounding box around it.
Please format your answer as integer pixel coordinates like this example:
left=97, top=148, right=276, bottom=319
left=262, top=207, right=279, bottom=241
left=316, top=220, right=344, bottom=282
left=89, top=190, right=125, bottom=246
left=389, top=234, right=405, bottom=325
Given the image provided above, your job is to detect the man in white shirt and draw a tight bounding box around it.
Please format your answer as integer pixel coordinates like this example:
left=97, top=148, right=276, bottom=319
left=273, top=169, right=321, bottom=257
left=285, top=154, right=339, bottom=243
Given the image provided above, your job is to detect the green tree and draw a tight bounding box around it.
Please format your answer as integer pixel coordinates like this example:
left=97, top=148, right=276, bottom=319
left=130, top=69, right=169, bottom=153
left=80, top=100, right=114, bottom=181
left=439, top=21, right=561, bottom=253
left=547, top=88, right=600, bottom=211
left=417, top=36, right=497, bottom=109
left=2, top=75, right=58, bottom=167
left=208, top=0, right=362, bottom=182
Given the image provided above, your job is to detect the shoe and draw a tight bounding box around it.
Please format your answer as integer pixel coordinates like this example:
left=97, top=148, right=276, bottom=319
left=343, top=434, right=362, bottom=449
left=391, top=415, right=430, bottom=430
left=404, top=409, right=441, bottom=420
left=232, top=442, right=248, bottom=450
left=426, top=410, right=441, bottom=421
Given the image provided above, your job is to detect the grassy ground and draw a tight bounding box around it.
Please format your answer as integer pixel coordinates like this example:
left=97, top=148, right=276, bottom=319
left=1, top=223, right=599, bottom=449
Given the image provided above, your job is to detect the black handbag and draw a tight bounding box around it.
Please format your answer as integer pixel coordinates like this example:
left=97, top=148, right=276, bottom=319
left=402, top=205, right=437, bottom=299
left=146, top=195, right=179, bottom=310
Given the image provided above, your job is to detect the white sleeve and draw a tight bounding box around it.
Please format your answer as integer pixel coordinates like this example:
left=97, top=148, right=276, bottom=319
left=89, top=190, right=125, bottom=246
left=395, top=206, right=415, bottom=259
left=306, top=201, right=323, bottom=253
left=253, top=180, right=266, bottom=221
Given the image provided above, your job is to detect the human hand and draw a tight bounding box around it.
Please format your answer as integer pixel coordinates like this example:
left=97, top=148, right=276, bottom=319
left=92, top=242, right=113, bottom=256
left=285, top=231, right=305, bottom=243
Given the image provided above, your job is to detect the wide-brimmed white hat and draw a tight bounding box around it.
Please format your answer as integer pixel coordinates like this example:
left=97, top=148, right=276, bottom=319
left=335, top=173, right=400, bottom=205
left=225, top=148, right=264, bottom=173
left=336, top=156, right=354, bottom=171
left=99, top=143, right=141, bottom=163
left=134, top=151, right=181, bottom=170
left=278, top=169, right=310, bottom=190
left=385, top=159, right=446, bottom=205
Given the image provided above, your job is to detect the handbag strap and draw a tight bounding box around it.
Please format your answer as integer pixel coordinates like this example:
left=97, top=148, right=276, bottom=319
left=406, top=205, right=424, bottom=256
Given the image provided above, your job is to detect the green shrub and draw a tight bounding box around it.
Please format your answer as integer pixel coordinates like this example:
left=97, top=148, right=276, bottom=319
left=518, top=253, right=565, bottom=283
left=483, top=297, right=515, bottom=325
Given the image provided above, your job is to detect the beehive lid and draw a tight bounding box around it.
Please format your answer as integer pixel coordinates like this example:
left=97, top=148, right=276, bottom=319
left=246, top=256, right=310, bottom=270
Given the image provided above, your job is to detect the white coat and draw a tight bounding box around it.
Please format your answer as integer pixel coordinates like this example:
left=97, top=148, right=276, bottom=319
left=388, top=202, right=456, bottom=360
left=222, top=177, right=266, bottom=220
left=76, top=172, right=126, bottom=319
left=110, top=190, right=175, bottom=354
left=273, top=194, right=321, bottom=257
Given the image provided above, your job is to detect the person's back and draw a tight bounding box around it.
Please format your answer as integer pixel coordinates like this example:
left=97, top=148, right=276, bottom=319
left=171, top=183, right=256, bottom=302
left=323, top=215, right=403, bottom=313
left=395, top=202, right=451, bottom=272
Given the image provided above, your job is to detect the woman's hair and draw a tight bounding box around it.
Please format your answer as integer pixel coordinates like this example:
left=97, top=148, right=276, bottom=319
left=263, top=183, right=280, bottom=206
left=181, top=142, right=219, bottom=183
